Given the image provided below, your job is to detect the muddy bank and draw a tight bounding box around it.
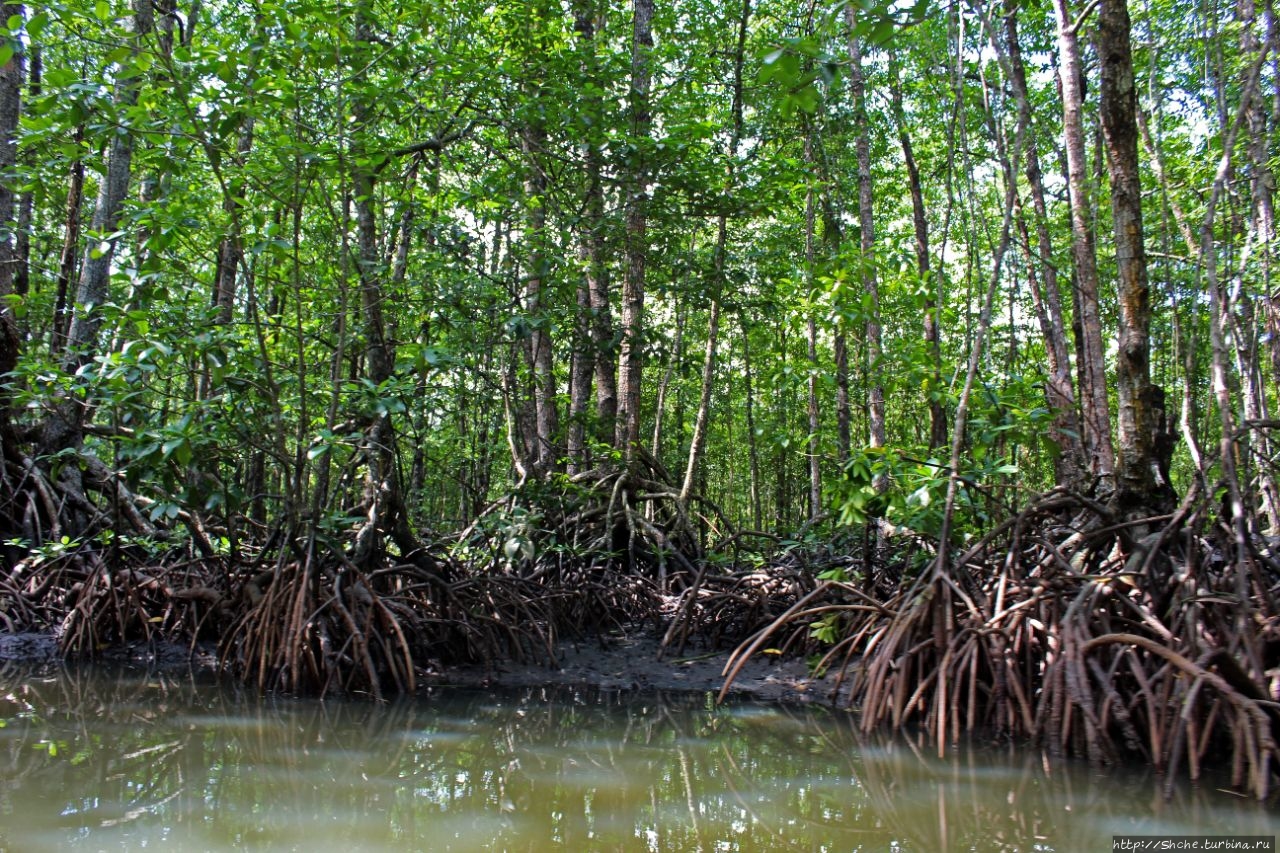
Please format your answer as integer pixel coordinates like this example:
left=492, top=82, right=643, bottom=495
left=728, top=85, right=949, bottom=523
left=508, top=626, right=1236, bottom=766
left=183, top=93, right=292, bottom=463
left=433, top=627, right=848, bottom=704
left=0, top=632, right=219, bottom=674
left=0, top=628, right=843, bottom=706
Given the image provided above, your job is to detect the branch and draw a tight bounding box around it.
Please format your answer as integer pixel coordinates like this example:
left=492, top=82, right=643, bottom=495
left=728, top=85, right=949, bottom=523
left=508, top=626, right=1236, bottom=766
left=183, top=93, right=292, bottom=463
left=387, top=122, right=475, bottom=160
left=1070, top=0, right=1101, bottom=34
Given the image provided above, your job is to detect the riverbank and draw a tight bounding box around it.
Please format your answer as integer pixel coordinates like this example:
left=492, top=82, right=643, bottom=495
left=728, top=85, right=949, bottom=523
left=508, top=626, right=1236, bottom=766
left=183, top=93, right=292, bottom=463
left=0, top=626, right=844, bottom=706
left=433, top=626, right=848, bottom=703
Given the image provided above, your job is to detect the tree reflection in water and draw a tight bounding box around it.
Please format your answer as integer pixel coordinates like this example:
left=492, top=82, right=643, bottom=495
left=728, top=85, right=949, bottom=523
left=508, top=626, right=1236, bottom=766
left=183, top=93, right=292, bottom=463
left=0, top=662, right=1274, bottom=851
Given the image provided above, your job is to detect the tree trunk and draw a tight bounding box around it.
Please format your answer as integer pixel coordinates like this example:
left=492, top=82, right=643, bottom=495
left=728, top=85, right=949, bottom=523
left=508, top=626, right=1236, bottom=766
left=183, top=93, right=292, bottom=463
left=833, top=321, right=851, bottom=464
left=1239, top=0, right=1280, bottom=532
left=0, top=2, right=23, bottom=386
left=616, top=0, right=653, bottom=459
left=567, top=279, right=592, bottom=476
left=521, top=119, right=558, bottom=476
left=348, top=14, right=427, bottom=569
left=650, top=298, right=685, bottom=459
left=846, top=28, right=886, bottom=469
left=1098, top=0, right=1177, bottom=513
left=935, top=70, right=1027, bottom=568
left=1052, top=0, right=1116, bottom=486
left=682, top=0, right=750, bottom=499
left=13, top=42, right=36, bottom=298
left=571, top=1, right=617, bottom=453
left=63, top=1, right=150, bottom=369
left=995, top=2, right=1087, bottom=488
left=741, top=313, right=763, bottom=531
left=45, top=0, right=153, bottom=453
left=887, top=56, right=945, bottom=452
left=213, top=118, right=255, bottom=324
left=804, top=133, right=822, bottom=522
left=682, top=295, right=719, bottom=500
left=51, top=125, right=84, bottom=356
left=1198, top=37, right=1270, bottom=656
left=350, top=161, right=399, bottom=567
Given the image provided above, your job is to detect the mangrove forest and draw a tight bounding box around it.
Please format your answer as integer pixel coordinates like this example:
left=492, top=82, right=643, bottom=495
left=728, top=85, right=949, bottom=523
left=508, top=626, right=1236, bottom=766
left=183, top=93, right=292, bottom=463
left=0, top=0, right=1279, bottom=799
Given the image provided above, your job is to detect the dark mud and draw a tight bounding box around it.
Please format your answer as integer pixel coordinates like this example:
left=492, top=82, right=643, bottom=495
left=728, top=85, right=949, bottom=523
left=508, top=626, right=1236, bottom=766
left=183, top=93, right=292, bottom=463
left=0, top=633, right=218, bottom=675
left=0, top=627, right=843, bottom=705
left=434, top=627, right=848, bottom=704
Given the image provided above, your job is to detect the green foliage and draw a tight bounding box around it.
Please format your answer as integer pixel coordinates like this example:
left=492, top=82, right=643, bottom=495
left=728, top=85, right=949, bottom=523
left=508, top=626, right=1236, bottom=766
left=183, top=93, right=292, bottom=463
left=0, top=0, right=1253, bottom=559
left=832, top=378, right=1055, bottom=539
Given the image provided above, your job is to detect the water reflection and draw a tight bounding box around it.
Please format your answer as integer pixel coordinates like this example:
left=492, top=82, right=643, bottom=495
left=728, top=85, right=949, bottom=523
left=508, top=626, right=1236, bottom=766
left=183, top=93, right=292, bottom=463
left=0, top=662, right=1274, bottom=851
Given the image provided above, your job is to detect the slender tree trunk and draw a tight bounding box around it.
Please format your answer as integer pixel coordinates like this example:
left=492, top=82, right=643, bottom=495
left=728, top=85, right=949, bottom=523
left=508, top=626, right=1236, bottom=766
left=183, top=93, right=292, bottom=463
left=51, top=125, right=84, bottom=355
left=311, top=189, right=349, bottom=522
left=587, top=195, right=615, bottom=443
left=1099, top=0, right=1177, bottom=513
left=63, top=1, right=151, bottom=369
left=1199, top=41, right=1271, bottom=671
left=13, top=42, right=36, bottom=298
left=45, top=0, right=153, bottom=453
left=1052, top=0, right=1116, bottom=485
left=741, top=313, right=762, bottom=531
left=571, top=1, right=616, bottom=453
left=347, top=14, right=427, bottom=569
left=650, top=298, right=685, bottom=459
left=775, top=321, right=791, bottom=529
left=823, top=191, right=851, bottom=465
left=0, top=2, right=22, bottom=386
left=567, top=280, right=592, bottom=475
left=682, top=0, right=750, bottom=499
left=682, top=295, right=719, bottom=500
left=996, top=2, right=1087, bottom=488
left=1239, top=0, right=1280, bottom=532
left=804, top=133, right=822, bottom=522
left=846, top=28, right=886, bottom=469
left=566, top=31, right=594, bottom=479
left=213, top=118, right=255, bottom=324
left=616, top=0, right=653, bottom=459
left=833, top=320, right=851, bottom=464
left=889, top=56, right=946, bottom=452
left=935, top=69, right=1027, bottom=571
left=391, top=155, right=427, bottom=515
left=586, top=183, right=616, bottom=444
left=350, top=159, right=399, bottom=567
left=522, top=119, right=558, bottom=476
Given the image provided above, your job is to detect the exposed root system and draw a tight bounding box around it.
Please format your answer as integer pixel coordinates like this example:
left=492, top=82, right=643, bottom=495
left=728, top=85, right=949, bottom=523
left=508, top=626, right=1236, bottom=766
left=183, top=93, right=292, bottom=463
left=722, top=487, right=1280, bottom=799
left=3, top=444, right=1278, bottom=799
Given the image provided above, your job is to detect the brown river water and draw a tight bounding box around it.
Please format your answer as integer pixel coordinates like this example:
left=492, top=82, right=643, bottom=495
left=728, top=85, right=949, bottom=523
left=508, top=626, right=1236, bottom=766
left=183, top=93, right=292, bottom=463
left=0, top=664, right=1276, bottom=851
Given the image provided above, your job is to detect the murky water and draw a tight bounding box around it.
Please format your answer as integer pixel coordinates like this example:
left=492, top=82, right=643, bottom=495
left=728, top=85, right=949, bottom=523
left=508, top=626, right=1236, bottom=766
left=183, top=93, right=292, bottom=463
left=0, top=665, right=1275, bottom=852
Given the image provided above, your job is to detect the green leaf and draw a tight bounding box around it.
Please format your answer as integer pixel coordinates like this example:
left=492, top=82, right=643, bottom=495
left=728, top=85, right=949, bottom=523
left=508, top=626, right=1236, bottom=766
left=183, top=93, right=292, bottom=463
left=26, top=12, right=48, bottom=39
left=94, top=0, right=111, bottom=21
left=162, top=438, right=191, bottom=466
left=870, top=17, right=895, bottom=45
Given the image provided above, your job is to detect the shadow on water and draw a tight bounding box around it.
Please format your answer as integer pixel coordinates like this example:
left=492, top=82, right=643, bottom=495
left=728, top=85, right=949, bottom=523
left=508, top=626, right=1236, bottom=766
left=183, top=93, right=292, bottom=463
left=0, top=661, right=1275, bottom=851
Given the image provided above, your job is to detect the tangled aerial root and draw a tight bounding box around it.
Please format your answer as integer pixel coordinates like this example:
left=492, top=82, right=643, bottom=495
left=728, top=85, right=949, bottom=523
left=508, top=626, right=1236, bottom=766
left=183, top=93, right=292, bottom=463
left=220, top=526, right=657, bottom=699
left=723, top=488, right=1280, bottom=799
left=7, top=442, right=1276, bottom=798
